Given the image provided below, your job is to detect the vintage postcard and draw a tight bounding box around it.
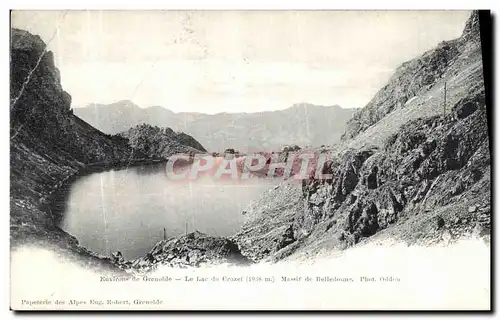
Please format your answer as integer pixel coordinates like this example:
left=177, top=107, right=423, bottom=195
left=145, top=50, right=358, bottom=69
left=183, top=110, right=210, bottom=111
left=9, top=10, right=491, bottom=311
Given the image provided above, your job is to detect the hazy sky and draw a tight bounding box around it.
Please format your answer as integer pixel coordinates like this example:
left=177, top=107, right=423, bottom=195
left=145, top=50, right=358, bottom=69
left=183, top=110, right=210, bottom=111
left=11, top=10, right=471, bottom=113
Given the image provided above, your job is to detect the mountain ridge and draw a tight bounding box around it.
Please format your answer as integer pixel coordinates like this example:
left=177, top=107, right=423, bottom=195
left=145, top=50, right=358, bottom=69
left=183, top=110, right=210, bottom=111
left=75, top=101, right=357, bottom=152
left=78, top=100, right=347, bottom=116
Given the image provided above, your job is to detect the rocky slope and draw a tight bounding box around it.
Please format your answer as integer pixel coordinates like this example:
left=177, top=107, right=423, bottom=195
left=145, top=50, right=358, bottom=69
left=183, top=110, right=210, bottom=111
left=10, top=28, right=151, bottom=270
left=75, top=102, right=357, bottom=152
left=234, top=11, right=490, bottom=263
left=118, top=123, right=206, bottom=159
left=342, top=11, right=484, bottom=149
left=114, top=231, right=251, bottom=273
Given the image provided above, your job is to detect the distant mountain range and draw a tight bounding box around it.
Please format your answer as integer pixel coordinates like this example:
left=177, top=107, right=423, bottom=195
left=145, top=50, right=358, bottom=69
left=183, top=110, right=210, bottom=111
left=74, top=102, right=357, bottom=152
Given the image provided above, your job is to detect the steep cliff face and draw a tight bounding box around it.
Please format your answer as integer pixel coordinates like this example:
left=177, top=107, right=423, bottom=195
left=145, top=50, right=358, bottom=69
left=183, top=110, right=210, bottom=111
left=234, top=11, right=490, bottom=262
left=10, top=28, right=142, bottom=268
left=10, top=29, right=137, bottom=165
left=341, top=11, right=483, bottom=146
left=119, top=123, right=206, bottom=159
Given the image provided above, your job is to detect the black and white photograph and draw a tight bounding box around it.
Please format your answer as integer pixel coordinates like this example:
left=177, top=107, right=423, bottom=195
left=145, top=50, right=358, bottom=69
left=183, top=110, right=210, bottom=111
left=8, top=9, right=492, bottom=311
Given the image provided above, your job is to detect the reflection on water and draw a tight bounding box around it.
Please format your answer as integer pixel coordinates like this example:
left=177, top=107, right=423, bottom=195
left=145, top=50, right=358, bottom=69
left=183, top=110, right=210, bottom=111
left=58, top=162, right=276, bottom=260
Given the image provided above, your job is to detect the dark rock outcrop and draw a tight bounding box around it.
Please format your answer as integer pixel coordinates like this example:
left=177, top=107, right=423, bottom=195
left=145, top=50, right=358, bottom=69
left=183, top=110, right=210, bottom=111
left=119, top=123, right=206, bottom=159
left=127, top=232, right=251, bottom=272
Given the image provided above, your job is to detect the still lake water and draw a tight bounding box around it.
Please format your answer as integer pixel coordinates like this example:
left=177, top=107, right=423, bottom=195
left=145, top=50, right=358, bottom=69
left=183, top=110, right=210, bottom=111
left=58, top=162, right=276, bottom=260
